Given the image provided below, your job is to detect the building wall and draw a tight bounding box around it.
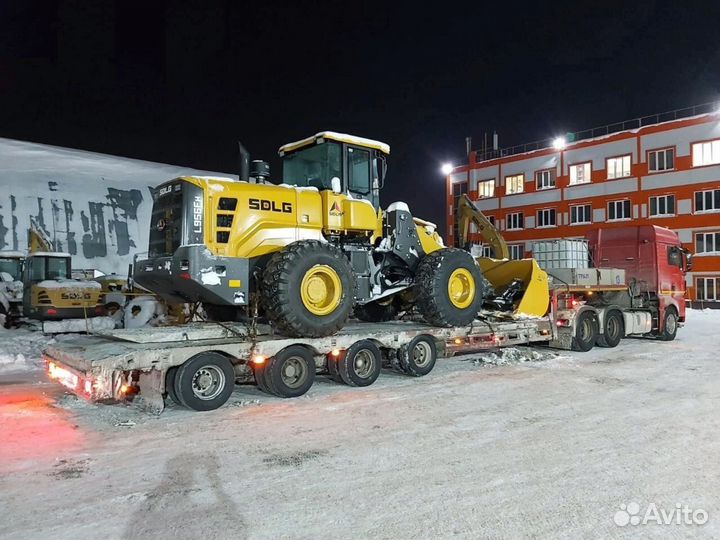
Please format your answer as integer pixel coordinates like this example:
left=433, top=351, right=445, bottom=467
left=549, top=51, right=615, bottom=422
left=447, top=114, right=720, bottom=304
left=0, top=138, right=235, bottom=275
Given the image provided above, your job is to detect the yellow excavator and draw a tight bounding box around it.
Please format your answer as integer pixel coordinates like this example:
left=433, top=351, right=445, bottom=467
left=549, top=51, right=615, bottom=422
left=456, top=193, right=549, bottom=317
left=22, top=223, right=104, bottom=320
left=134, top=132, right=546, bottom=337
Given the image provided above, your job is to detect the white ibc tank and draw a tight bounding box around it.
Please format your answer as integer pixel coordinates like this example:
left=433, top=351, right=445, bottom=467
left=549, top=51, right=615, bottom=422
left=532, top=239, right=589, bottom=269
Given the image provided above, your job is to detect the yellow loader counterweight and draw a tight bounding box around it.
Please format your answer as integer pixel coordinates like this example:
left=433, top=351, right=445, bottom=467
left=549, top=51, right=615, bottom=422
left=134, top=132, right=488, bottom=337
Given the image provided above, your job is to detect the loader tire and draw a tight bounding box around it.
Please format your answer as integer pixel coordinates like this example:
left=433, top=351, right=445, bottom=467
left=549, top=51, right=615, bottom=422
left=262, top=240, right=354, bottom=338
left=354, top=298, right=398, bottom=323
left=415, top=248, right=484, bottom=327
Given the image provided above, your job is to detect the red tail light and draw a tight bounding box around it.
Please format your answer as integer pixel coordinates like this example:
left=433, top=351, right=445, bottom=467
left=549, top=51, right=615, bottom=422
left=47, top=308, right=58, bottom=315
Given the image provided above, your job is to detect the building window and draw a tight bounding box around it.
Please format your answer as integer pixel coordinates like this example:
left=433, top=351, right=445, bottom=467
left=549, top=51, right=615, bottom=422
left=535, top=169, right=556, bottom=190
left=505, top=174, right=524, bottom=195
left=606, top=155, right=632, bottom=179
left=477, top=179, right=495, bottom=198
left=570, top=204, right=592, bottom=225
left=648, top=148, right=675, bottom=172
left=486, top=215, right=496, bottom=227
left=509, top=244, right=524, bottom=260
left=649, top=194, right=675, bottom=217
left=479, top=245, right=493, bottom=257
left=537, top=208, right=556, bottom=227
left=696, top=277, right=720, bottom=301
left=506, top=212, right=524, bottom=230
left=695, top=188, right=720, bottom=213
left=569, top=162, right=592, bottom=185
left=608, top=199, right=631, bottom=221
left=692, top=139, right=720, bottom=167
left=695, top=231, right=720, bottom=254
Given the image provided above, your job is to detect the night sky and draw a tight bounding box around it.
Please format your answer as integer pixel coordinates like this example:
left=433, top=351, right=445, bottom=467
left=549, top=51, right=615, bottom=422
left=2, top=1, right=720, bottom=235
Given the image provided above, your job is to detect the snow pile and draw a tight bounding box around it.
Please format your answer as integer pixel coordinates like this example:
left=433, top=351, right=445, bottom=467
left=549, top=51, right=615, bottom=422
left=0, top=327, right=54, bottom=372
left=43, top=317, right=116, bottom=334
left=466, top=347, right=561, bottom=366
left=37, top=279, right=102, bottom=290
left=124, top=296, right=167, bottom=328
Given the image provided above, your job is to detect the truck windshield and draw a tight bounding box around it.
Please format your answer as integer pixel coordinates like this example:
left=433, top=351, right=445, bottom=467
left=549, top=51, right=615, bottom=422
left=282, top=142, right=342, bottom=190
left=0, top=258, right=21, bottom=280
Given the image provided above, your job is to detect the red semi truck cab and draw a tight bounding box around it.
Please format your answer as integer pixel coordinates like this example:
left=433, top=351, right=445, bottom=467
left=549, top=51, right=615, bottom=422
left=586, top=225, right=690, bottom=330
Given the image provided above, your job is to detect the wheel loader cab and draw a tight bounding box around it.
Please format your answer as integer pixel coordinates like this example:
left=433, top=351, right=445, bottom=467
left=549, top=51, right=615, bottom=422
left=279, top=131, right=388, bottom=210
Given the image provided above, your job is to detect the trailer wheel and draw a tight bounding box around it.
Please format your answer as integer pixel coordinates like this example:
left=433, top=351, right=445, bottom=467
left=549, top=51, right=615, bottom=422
left=165, top=367, right=181, bottom=405
left=399, top=335, right=437, bottom=376
left=337, top=340, right=382, bottom=387
left=263, top=345, right=316, bottom=398
left=659, top=308, right=678, bottom=341
left=173, top=352, right=235, bottom=411
left=326, top=352, right=343, bottom=383
left=573, top=311, right=598, bottom=352
left=596, top=310, right=624, bottom=348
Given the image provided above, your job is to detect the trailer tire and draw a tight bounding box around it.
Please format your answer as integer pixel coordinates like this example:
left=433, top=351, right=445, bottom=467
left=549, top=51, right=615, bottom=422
left=326, top=353, right=343, bottom=383
left=596, top=310, right=624, bottom=348
left=338, top=340, right=382, bottom=387
left=263, top=345, right=316, bottom=398
left=659, top=308, right=678, bottom=341
left=573, top=311, right=598, bottom=352
left=165, top=367, right=181, bottom=405
left=253, top=363, right=271, bottom=393
left=399, top=335, right=437, bottom=376
left=173, top=352, right=235, bottom=411
left=415, top=248, right=484, bottom=327
left=262, top=240, right=355, bottom=338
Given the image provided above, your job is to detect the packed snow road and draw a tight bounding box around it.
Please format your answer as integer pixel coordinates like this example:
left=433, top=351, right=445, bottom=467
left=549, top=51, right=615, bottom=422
left=1, top=310, right=718, bottom=539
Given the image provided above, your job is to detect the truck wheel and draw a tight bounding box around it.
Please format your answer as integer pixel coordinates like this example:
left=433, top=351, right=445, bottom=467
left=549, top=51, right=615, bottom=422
left=354, top=298, right=398, bottom=323
left=338, top=340, right=382, bottom=387
left=165, top=367, right=181, bottom=405
left=399, top=335, right=437, bottom=376
left=262, top=240, right=355, bottom=338
left=326, top=352, right=343, bottom=383
left=596, top=310, right=624, bottom=348
left=573, top=311, right=598, bottom=352
left=659, top=308, right=678, bottom=341
left=173, top=352, right=235, bottom=411
left=415, top=248, right=484, bottom=327
left=263, top=345, right=316, bottom=398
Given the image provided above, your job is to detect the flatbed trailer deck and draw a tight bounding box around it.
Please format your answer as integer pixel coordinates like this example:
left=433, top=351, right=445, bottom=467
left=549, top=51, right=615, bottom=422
left=43, top=316, right=554, bottom=412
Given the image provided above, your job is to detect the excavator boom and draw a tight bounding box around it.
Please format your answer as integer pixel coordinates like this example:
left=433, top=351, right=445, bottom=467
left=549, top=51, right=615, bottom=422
left=456, top=193, right=509, bottom=259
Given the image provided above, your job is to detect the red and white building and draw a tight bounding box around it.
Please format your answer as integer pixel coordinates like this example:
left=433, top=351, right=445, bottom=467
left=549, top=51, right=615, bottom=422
left=446, top=105, right=720, bottom=306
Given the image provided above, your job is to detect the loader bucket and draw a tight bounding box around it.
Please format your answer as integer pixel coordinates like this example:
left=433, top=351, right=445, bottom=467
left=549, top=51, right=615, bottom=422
left=476, top=258, right=550, bottom=317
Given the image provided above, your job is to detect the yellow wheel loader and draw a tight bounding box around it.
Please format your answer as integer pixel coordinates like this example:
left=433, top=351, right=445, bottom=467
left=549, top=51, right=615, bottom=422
left=134, top=132, right=486, bottom=337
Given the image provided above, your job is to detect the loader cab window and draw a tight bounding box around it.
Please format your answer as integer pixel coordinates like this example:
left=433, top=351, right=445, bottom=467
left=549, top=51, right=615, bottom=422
left=347, top=147, right=371, bottom=195
left=282, top=142, right=342, bottom=190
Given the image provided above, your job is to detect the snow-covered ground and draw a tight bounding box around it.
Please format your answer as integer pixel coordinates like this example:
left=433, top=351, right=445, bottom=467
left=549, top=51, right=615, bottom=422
left=1, top=310, right=719, bottom=539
